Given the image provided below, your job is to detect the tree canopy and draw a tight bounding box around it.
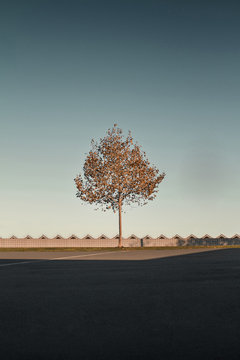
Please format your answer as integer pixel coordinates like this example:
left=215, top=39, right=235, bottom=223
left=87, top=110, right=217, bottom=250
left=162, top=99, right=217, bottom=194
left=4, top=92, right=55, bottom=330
left=74, top=125, right=165, bottom=246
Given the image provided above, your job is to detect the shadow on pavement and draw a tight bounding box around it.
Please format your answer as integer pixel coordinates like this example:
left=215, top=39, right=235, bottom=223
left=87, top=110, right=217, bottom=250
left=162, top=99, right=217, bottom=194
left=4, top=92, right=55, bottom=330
left=0, top=249, right=240, bottom=360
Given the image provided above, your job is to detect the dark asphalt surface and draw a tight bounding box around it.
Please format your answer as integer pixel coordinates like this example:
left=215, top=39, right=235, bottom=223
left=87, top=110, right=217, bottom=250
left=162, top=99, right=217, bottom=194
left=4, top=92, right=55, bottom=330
left=0, top=249, right=240, bottom=360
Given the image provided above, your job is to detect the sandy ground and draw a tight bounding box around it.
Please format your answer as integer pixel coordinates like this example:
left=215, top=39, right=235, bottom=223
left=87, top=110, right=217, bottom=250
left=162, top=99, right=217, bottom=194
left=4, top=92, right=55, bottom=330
left=0, top=247, right=221, bottom=262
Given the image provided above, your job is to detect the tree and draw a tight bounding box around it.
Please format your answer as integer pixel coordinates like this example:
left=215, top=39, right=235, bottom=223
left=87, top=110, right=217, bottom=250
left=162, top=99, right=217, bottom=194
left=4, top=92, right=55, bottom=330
left=74, top=125, right=165, bottom=247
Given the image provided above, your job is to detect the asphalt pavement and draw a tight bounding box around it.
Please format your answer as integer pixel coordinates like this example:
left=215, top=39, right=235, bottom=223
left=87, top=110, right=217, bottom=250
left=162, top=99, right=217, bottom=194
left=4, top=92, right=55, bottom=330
left=0, top=249, right=240, bottom=360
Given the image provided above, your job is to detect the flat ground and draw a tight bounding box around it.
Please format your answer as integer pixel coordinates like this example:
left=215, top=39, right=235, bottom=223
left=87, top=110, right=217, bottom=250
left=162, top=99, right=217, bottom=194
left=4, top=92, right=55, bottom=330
left=0, top=248, right=240, bottom=360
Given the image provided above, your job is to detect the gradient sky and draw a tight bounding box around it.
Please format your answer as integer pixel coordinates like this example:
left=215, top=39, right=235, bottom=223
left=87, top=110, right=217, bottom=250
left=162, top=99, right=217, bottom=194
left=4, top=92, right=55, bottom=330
left=1, top=0, right=239, bottom=238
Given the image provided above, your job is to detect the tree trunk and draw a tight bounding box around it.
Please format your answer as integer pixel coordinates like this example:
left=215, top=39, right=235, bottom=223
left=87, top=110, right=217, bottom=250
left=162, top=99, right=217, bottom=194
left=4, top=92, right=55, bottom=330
left=118, top=200, right=122, bottom=248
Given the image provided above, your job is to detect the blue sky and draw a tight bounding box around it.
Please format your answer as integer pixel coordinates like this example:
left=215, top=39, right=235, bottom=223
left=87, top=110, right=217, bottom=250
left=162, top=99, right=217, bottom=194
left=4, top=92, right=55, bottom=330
left=1, top=0, right=239, bottom=238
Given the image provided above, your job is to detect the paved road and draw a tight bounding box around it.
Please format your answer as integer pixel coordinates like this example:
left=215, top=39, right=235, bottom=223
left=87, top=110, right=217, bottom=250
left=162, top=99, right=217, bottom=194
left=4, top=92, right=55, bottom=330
left=0, top=249, right=240, bottom=359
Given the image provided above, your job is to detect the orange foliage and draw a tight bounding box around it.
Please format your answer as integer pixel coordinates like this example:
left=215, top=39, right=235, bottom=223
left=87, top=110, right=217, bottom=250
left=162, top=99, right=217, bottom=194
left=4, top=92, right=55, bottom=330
left=74, top=124, right=165, bottom=212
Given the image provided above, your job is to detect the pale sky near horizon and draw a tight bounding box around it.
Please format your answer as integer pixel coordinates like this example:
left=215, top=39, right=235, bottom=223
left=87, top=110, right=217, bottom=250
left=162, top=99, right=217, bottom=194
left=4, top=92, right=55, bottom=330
left=1, top=0, right=239, bottom=238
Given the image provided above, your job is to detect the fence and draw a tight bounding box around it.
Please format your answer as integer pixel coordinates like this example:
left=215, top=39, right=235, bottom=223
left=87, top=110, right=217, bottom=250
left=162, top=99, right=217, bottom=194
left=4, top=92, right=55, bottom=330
left=0, top=235, right=240, bottom=248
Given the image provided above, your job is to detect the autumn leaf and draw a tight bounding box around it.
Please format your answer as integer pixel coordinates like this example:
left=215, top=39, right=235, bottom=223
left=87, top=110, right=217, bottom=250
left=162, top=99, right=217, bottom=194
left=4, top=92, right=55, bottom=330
left=74, top=124, right=165, bottom=247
